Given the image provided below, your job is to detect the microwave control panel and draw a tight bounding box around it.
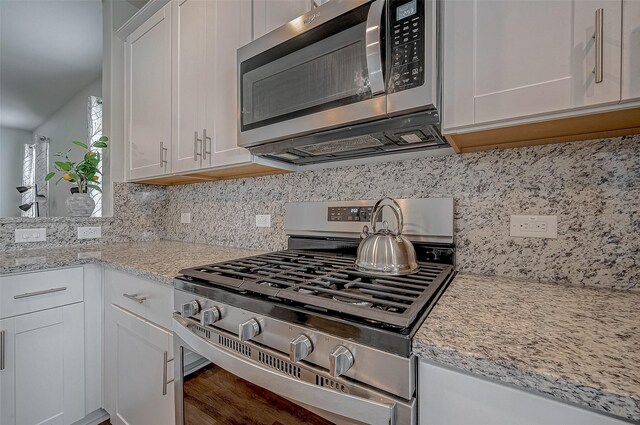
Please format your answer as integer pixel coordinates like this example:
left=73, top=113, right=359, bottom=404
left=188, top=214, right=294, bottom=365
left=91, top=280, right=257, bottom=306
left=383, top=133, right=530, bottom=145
left=388, top=0, right=425, bottom=93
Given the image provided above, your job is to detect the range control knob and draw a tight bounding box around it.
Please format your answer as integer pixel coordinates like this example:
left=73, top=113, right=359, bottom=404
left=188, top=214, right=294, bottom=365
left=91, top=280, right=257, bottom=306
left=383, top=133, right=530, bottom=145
left=289, top=335, right=313, bottom=363
left=181, top=300, right=200, bottom=318
left=238, top=318, right=261, bottom=342
left=329, top=346, right=354, bottom=377
left=200, top=307, right=221, bottom=326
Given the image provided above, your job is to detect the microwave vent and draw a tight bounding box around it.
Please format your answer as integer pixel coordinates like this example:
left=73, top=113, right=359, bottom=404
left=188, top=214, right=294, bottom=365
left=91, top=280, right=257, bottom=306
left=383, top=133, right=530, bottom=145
left=295, top=135, right=383, bottom=156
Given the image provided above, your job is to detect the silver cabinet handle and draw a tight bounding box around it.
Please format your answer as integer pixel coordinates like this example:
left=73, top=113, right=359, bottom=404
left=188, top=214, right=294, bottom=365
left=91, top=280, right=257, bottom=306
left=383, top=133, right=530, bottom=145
left=162, top=350, right=174, bottom=395
left=160, top=142, right=168, bottom=168
left=202, top=129, right=211, bottom=161
left=0, top=330, right=5, bottom=371
left=193, top=131, right=202, bottom=161
left=14, top=286, right=67, bottom=299
left=123, top=293, right=147, bottom=304
left=594, top=8, right=604, bottom=83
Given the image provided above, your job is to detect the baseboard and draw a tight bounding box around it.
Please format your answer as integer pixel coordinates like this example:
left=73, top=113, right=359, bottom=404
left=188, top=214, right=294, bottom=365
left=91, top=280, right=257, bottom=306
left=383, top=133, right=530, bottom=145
left=71, top=408, right=110, bottom=425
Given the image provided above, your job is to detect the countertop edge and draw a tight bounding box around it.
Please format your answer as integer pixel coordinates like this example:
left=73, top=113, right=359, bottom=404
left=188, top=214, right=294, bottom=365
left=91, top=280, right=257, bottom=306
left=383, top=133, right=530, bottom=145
left=413, top=340, right=640, bottom=422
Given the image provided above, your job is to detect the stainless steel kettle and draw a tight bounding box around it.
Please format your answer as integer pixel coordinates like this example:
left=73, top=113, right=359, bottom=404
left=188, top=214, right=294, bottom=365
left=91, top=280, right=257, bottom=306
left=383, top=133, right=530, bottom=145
left=355, top=197, right=419, bottom=276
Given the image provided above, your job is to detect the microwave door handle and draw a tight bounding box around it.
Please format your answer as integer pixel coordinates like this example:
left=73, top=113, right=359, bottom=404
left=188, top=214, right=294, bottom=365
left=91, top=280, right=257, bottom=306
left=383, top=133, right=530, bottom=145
left=366, top=0, right=386, bottom=95
left=173, top=315, right=397, bottom=425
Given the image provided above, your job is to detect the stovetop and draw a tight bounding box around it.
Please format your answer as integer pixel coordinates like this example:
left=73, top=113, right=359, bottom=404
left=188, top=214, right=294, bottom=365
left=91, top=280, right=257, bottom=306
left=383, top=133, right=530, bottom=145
left=178, top=249, right=453, bottom=329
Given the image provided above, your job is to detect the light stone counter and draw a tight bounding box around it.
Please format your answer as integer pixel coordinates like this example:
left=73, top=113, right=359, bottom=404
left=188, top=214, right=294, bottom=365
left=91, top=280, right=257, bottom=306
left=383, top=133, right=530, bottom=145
left=414, top=273, right=640, bottom=421
left=0, top=240, right=263, bottom=286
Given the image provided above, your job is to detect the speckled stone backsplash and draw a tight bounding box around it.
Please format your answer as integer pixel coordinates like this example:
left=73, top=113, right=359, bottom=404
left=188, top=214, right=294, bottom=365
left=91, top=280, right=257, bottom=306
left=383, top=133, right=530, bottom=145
left=164, top=135, right=639, bottom=290
left=0, top=183, right=168, bottom=251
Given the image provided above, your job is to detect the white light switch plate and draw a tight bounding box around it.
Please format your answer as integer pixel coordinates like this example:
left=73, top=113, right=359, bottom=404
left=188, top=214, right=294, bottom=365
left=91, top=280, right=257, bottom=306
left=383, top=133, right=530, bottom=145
left=510, top=215, right=558, bottom=239
left=181, top=212, right=191, bottom=224
left=256, top=214, right=271, bottom=228
left=78, top=226, right=102, bottom=239
left=15, top=228, right=47, bottom=243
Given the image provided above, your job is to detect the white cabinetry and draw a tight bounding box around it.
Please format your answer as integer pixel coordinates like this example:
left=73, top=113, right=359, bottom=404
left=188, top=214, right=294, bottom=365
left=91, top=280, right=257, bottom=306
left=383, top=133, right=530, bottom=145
left=109, top=305, right=173, bottom=425
left=104, top=269, right=175, bottom=425
left=443, top=0, right=623, bottom=131
left=126, top=3, right=172, bottom=179
left=622, top=0, right=640, bottom=101
left=0, top=267, right=87, bottom=425
left=253, top=0, right=313, bottom=39
left=419, top=360, right=630, bottom=425
left=172, top=0, right=210, bottom=173
left=210, top=0, right=253, bottom=167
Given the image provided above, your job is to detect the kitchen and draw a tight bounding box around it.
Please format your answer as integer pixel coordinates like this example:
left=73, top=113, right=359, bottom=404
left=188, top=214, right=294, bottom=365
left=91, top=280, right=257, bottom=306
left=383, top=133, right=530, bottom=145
left=0, top=0, right=638, bottom=424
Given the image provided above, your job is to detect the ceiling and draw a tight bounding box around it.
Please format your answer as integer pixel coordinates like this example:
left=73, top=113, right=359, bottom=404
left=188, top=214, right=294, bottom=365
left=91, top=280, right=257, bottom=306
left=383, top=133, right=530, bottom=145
left=0, top=0, right=103, bottom=131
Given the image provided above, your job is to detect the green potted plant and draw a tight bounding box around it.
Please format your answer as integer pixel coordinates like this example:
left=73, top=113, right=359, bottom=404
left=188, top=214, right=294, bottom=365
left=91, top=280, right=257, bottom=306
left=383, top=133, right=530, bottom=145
left=45, top=136, right=108, bottom=217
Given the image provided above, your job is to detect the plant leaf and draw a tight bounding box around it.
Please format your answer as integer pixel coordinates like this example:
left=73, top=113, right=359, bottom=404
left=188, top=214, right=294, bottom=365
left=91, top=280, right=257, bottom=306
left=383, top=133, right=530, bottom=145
left=98, top=136, right=109, bottom=142
left=55, top=161, right=72, bottom=171
left=87, top=184, right=102, bottom=193
left=72, top=140, right=88, bottom=149
left=93, top=142, right=107, bottom=148
left=45, top=172, right=56, bottom=181
left=68, top=173, right=79, bottom=181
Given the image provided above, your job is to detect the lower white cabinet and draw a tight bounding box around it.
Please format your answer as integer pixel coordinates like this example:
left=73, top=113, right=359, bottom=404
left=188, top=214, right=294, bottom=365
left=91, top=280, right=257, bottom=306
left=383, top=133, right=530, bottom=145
left=0, top=303, right=85, bottom=425
left=418, top=359, right=629, bottom=425
left=108, top=304, right=174, bottom=425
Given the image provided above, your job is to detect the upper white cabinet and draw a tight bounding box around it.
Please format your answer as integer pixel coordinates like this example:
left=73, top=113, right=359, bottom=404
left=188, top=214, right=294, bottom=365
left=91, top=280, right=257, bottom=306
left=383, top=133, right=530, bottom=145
left=126, top=3, right=172, bottom=179
left=622, top=0, right=640, bottom=101
left=443, top=0, right=623, bottom=131
left=210, top=0, right=253, bottom=167
left=172, top=0, right=210, bottom=173
left=0, top=304, right=85, bottom=425
left=253, top=0, right=314, bottom=39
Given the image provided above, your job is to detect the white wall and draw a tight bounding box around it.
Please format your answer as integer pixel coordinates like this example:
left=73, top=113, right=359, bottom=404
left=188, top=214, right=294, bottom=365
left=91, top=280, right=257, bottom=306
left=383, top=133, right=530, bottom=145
left=0, top=127, right=31, bottom=217
left=34, top=78, right=102, bottom=217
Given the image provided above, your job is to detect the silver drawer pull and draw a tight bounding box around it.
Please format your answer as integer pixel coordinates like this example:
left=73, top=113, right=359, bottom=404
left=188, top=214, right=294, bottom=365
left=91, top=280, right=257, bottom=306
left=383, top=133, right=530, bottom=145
left=0, top=330, right=5, bottom=371
left=14, top=286, right=67, bottom=299
left=162, top=350, right=174, bottom=395
left=123, top=293, right=147, bottom=304
left=594, top=8, right=604, bottom=83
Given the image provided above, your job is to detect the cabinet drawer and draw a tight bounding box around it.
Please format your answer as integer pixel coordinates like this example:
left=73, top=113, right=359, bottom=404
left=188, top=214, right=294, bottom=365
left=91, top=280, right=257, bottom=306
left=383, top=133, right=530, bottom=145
left=0, top=267, right=84, bottom=319
left=105, top=269, right=173, bottom=329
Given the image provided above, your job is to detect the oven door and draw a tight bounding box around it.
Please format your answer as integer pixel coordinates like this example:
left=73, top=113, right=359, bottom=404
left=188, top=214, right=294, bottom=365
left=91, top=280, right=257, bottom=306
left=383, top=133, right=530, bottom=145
left=173, top=315, right=416, bottom=425
left=238, top=0, right=387, bottom=148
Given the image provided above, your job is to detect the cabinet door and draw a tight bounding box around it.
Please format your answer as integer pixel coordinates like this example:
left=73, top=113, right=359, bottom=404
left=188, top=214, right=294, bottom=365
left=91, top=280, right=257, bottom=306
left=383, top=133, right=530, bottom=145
left=172, top=0, right=207, bottom=173
left=443, top=0, right=622, bottom=130
left=622, top=0, right=640, bottom=101
left=207, top=0, right=253, bottom=168
left=126, top=3, right=172, bottom=180
left=253, top=0, right=313, bottom=39
left=111, top=304, right=173, bottom=425
left=419, top=360, right=630, bottom=425
left=0, top=304, right=85, bottom=425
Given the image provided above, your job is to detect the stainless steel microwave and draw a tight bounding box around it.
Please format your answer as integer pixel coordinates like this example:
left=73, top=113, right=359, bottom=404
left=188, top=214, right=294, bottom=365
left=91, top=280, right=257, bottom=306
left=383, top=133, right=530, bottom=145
left=237, top=0, right=448, bottom=166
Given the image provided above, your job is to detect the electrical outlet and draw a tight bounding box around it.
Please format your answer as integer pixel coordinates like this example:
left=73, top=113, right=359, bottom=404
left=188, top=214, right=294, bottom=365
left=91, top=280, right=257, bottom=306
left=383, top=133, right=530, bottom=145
left=510, top=215, right=558, bottom=239
left=78, top=226, right=102, bottom=239
left=256, top=214, right=271, bottom=228
left=181, top=212, right=191, bottom=224
left=15, top=228, right=47, bottom=243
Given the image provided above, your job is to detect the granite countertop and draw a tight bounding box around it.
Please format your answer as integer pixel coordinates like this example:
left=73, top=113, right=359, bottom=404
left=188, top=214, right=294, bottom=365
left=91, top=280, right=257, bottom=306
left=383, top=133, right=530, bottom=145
left=414, top=273, right=640, bottom=421
left=0, top=240, right=263, bottom=285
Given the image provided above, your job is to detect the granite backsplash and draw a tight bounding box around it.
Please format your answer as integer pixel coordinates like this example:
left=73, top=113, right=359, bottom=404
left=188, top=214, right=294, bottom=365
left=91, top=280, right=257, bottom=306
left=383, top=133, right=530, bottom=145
left=1, top=135, right=637, bottom=289
left=0, top=183, right=168, bottom=251
left=163, top=135, right=639, bottom=290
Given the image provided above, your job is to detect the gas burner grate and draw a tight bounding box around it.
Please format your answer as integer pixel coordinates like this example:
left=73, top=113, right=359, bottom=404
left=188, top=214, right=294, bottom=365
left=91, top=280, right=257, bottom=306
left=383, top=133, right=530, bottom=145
left=180, top=250, right=452, bottom=328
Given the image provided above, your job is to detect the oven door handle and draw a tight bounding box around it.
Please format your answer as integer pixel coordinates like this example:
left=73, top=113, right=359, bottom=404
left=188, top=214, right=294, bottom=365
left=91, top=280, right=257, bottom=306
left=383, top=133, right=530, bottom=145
left=173, top=316, right=397, bottom=425
left=366, top=0, right=386, bottom=95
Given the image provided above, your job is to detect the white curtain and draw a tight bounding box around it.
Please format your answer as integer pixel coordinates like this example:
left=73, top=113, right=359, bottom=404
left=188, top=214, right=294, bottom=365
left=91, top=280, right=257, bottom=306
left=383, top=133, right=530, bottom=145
left=21, top=136, right=49, bottom=217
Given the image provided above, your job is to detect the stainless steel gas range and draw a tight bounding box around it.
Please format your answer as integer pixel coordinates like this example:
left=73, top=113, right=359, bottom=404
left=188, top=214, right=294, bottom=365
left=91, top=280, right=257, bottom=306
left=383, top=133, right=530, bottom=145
left=173, top=198, right=455, bottom=425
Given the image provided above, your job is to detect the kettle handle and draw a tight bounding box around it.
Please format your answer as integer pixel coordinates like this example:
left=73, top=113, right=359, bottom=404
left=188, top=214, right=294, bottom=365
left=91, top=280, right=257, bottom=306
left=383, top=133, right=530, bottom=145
left=370, top=197, right=404, bottom=236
